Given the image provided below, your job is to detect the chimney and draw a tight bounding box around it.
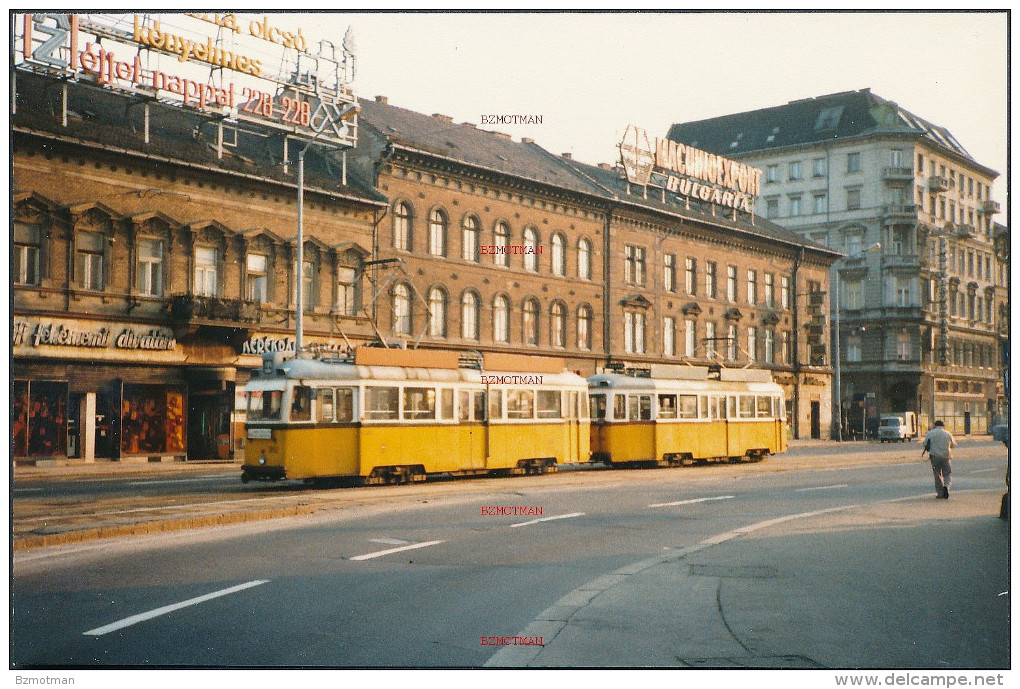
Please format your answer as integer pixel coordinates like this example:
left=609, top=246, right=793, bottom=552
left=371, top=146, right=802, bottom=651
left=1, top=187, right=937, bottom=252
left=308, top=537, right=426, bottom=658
left=561, top=152, right=573, bottom=159
left=490, top=131, right=511, bottom=140
left=598, top=163, right=613, bottom=170
left=461, top=122, right=476, bottom=128
left=375, top=95, right=388, bottom=104
left=521, top=137, right=535, bottom=144
left=432, top=113, right=453, bottom=123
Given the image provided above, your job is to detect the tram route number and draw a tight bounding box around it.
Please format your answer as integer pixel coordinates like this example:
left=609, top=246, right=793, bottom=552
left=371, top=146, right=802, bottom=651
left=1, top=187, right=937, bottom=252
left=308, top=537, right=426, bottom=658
left=240, top=87, right=311, bottom=127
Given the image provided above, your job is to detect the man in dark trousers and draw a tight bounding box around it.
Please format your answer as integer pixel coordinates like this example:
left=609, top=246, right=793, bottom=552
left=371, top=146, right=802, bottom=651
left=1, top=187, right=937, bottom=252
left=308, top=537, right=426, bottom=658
left=922, top=420, right=957, bottom=499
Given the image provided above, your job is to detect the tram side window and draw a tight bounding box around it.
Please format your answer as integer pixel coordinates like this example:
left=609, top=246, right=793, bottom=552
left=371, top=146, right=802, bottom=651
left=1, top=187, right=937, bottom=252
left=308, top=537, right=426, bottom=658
left=718, top=397, right=727, bottom=419
left=365, top=386, right=399, bottom=420
left=774, top=396, right=783, bottom=419
left=699, top=395, right=709, bottom=419
left=403, top=387, right=437, bottom=420
left=739, top=395, right=755, bottom=419
left=613, top=394, right=627, bottom=421
left=728, top=396, right=737, bottom=420
left=658, top=394, right=678, bottom=419
left=629, top=395, right=652, bottom=421
left=336, top=388, right=354, bottom=422
left=590, top=394, right=607, bottom=421
left=317, top=389, right=335, bottom=422
left=291, top=386, right=312, bottom=422
left=679, top=394, right=698, bottom=419
left=506, top=389, right=535, bottom=419
left=458, top=390, right=471, bottom=422
left=473, top=391, right=486, bottom=421
left=756, top=396, right=773, bottom=418
left=488, top=389, right=503, bottom=420
left=537, top=390, right=562, bottom=419
left=441, top=389, right=455, bottom=420
left=249, top=390, right=283, bottom=421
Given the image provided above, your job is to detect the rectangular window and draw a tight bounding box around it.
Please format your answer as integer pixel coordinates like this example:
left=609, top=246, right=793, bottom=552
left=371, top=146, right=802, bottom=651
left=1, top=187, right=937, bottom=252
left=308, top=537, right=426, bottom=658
left=663, top=316, right=675, bottom=357
left=137, top=238, right=163, bottom=296
left=625, top=245, right=646, bottom=285
left=813, top=194, right=827, bottom=215
left=765, top=329, right=775, bottom=363
left=679, top=394, right=699, bottom=419
left=706, top=261, right=717, bottom=298
left=685, top=319, right=696, bottom=357
left=813, top=158, right=827, bottom=177
left=847, top=336, right=862, bottom=362
left=846, top=234, right=862, bottom=257
left=847, top=152, right=861, bottom=173
left=726, top=265, right=738, bottom=302
left=747, top=326, right=758, bottom=361
left=77, top=231, right=105, bottom=291
left=789, top=196, right=801, bottom=216
left=440, top=388, right=455, bottom=420
left=726, top=324, right=737, bottom=360
left=685, top=258, right=696, bottom=295
left=290, top=385, right=312, bottom=422
left=789, top=161, right=802, bottom=181
left=506, top=389, right=535, bottom=419
left=781, top=276, right=790, bottom=310
left=14, top=223, right=41, bottom=286
left=766, top=198, right=779, bottom=219
left=336, top=266, right=357, bottom=316
left=488, top=389, right=503, bottom=420
left=317, top=388, right=335, bottom=423
left=625, top=312, right=646, bottom=354
left=628, top=395, right=652, bottom=421
left=747, top=270, right=757, bottom=304
left=336, top=388, right=354, bottom=422
left=365, top=387, right=399, bottom=420
left=844, top=280, right=863, bottom=309
left=664, top=254, right=676, bottom=292
left=897, top=333, right=911, bottom=361
left=846, top=188, right=861, bottom=211
left=764, top=273, right=775, bottom=308
left=766, top=164, right=779, bottom=183
left=194, top=246, right=218, bottom=297
left=657, top=394, right=678, bottom=419
left=705, top=321, right=716, bottom=358
left=246, top=253, right=268, bottom=302
left=402, top=387, right=437, bottom=420
left=537, top=390, right=562, bottom=419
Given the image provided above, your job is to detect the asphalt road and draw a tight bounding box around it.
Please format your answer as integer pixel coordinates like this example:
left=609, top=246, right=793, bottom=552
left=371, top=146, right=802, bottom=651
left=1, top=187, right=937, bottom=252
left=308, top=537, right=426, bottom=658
left=11, top=442, right=1009, bottom=669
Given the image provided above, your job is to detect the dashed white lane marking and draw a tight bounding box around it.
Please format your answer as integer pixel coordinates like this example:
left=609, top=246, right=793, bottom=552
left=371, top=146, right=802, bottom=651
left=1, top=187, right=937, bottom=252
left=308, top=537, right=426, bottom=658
left=83, top=580, right=270, bottom=636
left=648, top=495, right=735, bottom=508
left=795, top=484, right=849, bottom=492
left=510, top=512, right=585, bottom=528
left=350, top=540, right=444, bottom=561
left=369, top=538, right=412, bottom=546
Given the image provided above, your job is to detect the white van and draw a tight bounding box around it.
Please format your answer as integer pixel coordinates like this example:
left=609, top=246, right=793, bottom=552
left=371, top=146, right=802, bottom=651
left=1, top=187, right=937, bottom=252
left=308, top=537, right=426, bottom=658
left=878, top=412, right=918, bottom=442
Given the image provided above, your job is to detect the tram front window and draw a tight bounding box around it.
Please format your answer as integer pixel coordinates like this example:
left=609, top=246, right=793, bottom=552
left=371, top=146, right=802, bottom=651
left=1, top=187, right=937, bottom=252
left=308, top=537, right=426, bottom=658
left=590, top=394, right=607, bottom=420
left=249, top=390, right=284, bottom=421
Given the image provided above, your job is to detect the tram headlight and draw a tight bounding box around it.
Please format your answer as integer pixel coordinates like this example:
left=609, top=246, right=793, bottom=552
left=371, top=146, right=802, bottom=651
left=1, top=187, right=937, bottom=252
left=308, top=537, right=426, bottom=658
left=259, top=453, right=267, bottom=465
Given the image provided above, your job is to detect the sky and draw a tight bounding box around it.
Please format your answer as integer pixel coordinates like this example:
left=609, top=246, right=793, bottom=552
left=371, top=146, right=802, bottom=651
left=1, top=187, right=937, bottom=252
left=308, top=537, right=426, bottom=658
left=287, top=10, right=1008, bottom=210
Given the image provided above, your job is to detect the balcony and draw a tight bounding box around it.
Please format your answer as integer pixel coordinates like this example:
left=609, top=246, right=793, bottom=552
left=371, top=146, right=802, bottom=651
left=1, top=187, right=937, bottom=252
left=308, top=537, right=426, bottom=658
left=883, top=203, right=918, bottom=223
left=882, top=166, right=914, bottom=182
left=170, top=295, right=261, bottom=326
left=928, top=175, right=951, bottom=193
left=954, top=223, right=976, bottom=239
left=882, top=253, right=919, bottom=271
left=982, top=200, right=1001, bottom=214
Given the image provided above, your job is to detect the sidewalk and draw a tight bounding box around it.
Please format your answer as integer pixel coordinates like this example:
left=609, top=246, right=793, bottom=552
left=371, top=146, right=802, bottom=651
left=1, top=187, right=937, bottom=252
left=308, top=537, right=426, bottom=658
left=487, top=488, right=1009, bottom=668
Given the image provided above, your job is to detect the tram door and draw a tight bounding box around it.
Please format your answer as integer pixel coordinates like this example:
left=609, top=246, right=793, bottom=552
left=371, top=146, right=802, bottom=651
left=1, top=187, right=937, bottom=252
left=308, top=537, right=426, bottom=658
left=565, top=391, right=582, bottom=462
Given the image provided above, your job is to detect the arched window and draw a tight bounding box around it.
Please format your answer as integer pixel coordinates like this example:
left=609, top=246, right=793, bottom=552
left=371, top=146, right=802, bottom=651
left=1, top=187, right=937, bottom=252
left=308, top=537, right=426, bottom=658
left=462, top=215, right=480, bottom=262
left=461, top=290, right=480, bottom=340
left=493, top=295, right=511, bottom=342
left=429, top=208, right=447, bottom=257
left=551, top=300, right=566, bottom=347
left=523, top=227, right=539, bottom=272
left=577, top=304, right=593, bottom=350
left=523, top=297, right=540, bottom=345
left=393, top=283, right=412, bottom=335
left=493, top=221, right=510, bottom=267
left=577, top=238, right=592, bottom=280
left=551, top=233, right=566, bottom=276
left=428, top=286, right=447, bottom=338
left=393, top=201, right=412, bottom=251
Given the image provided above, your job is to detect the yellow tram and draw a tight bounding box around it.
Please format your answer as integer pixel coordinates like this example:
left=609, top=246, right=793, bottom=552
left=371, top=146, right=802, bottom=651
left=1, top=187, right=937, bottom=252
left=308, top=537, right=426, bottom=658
left=242, top=347, right=589, bottom=483
left=588, top=364, right=787, bottom=465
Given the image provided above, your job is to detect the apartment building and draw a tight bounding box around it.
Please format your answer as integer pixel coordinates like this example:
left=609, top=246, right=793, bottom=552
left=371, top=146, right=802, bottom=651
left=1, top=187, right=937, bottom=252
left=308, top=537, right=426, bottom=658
left=669, top=89, right=1008, bottom=436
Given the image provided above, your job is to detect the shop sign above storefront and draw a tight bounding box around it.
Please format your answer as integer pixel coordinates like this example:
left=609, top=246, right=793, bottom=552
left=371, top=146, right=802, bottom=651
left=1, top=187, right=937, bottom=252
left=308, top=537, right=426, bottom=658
left=12, top=318, right=176, bottom=351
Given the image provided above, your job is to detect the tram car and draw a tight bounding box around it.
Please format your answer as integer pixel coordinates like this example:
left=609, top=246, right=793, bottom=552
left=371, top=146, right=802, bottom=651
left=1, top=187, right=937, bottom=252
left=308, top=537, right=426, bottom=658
left=242, top=347, right=589, bottom=484
left=588, top=364, right=786, bottom=466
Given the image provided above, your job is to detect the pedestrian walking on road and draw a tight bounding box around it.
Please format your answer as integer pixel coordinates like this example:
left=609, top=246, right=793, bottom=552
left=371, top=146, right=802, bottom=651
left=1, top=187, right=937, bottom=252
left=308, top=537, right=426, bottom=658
left=921, top=420, right=957, bottom=499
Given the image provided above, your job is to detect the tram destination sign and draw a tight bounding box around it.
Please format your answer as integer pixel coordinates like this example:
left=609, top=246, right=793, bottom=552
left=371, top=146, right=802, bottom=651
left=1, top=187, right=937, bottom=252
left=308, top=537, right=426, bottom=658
left=14, top=13, right=359, bottom=148
left=619, top=124, right=762, bottom=214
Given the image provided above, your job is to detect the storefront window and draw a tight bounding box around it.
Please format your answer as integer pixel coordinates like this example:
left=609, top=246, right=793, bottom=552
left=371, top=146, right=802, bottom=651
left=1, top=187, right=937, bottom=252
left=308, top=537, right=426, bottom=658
left=13, top=381, right=29, bottom=457
left=121, top=385, right=184, bottom=455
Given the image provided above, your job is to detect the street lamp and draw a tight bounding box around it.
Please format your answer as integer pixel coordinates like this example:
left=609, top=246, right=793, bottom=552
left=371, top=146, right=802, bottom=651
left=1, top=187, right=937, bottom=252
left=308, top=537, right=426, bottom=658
left=834, top=241, right=881, bottom=441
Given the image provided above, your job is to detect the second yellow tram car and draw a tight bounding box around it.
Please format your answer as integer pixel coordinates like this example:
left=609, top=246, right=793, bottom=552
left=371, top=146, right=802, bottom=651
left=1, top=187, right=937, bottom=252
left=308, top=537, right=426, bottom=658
left=242, top=347, right=590, bottom=483
left=588, top=364, right=787, bottom=466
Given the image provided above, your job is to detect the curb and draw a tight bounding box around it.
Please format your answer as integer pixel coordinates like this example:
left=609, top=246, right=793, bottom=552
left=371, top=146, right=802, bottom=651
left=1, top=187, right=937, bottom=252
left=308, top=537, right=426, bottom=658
left=13, top=503, right=321, bottom=551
